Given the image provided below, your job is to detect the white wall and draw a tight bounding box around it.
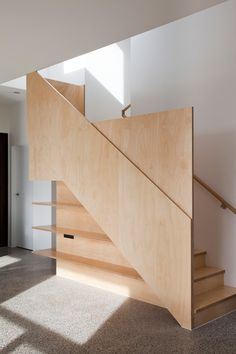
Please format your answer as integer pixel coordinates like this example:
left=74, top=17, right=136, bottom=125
left=32, top=182, right=53, bottom=251
left=0, top=99, right=52, bottom=250
left=40, top=63, right=85, bottom=86
left=40, top=39, right=131, bottom=121
left=0, top=102, right=11, bottom=133
left=131, top=0, right=236, bottom=286
left=9, top=101, right=27, bottom=146
left=41, top=39, right=131, bottom=122
left=85, top=39, right=130, bottom=121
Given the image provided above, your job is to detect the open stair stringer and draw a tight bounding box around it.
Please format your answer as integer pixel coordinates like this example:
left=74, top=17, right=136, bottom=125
left=27, top=72, right=193, bottom=329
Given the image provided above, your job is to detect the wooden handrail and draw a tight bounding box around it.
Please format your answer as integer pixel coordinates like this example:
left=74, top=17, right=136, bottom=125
left=119, top=104, right=235, bottom=215
left=194, top=175, right=236, bottom=214
left=122, top=103, right=131, bottom=118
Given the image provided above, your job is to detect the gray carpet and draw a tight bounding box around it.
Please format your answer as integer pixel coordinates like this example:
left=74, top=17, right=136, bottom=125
left=0, top=248, right=236, bottom=354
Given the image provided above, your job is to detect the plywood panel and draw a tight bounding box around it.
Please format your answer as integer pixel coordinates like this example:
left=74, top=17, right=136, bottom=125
left=56, top=181, right=105, bottom=234
left=56, top=206, right=105, bottom=233
left=47, top=79, right=85, bottom=114
left=27, top=72, right=193, bottom=329
left=57, top=233, right=133, bottom=268
left=56, top=181, right=80, bottom=205
left=94, top=109, right=193, bottom=217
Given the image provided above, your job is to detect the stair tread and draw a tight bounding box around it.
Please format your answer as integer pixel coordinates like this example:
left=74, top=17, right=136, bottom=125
left=195, top=286, right=236, bottom=312
left=194, top=266, right=225, bottom=281
left=194, top=249, right=207, bottom=256
left=56, top=252, right=142, bottom=280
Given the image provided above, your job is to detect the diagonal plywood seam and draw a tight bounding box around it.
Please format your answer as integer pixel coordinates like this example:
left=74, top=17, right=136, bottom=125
left=46, top=79, right=85, bottom=114
left=42, top=74, right=192, bottom=220
left=27, top=72, right=193, bottom=329
left=93, top=109, right=193, bottom=218
left=92, top=116, right=192, bottom=219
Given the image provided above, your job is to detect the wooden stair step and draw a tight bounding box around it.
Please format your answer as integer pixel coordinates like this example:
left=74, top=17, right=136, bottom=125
left=194, top=286, right=236, bottom=312
left=194, top=267, right=225, bottom=296
left=194, top=249, right=207, bottom=256
left=194, top=249, right=206, bottom=270
left=194, top=267, right=225, bottom=282
left=194, top=286, right=236, bottom=328
left=194, top=286, right=236, bottom=313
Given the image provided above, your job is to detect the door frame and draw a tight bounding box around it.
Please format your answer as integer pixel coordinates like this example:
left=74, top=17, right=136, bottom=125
left=0, top=132, right=9, bottom=247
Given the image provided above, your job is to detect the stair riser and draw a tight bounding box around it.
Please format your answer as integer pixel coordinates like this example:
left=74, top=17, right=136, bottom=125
left=57, top=233, right=132, bottom=269
left=194, top=254, right=206, bottom=270
left=194, top=273, right=224, bottom=296
left=194, top=296, right=236, bottom=328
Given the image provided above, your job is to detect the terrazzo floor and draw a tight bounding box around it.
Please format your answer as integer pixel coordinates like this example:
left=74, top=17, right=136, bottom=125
left=0, top=247, right=236, bottom=354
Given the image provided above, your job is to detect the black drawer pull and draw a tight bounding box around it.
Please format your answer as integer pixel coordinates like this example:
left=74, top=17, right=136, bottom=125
left=64, top=234, right=74, bottom=239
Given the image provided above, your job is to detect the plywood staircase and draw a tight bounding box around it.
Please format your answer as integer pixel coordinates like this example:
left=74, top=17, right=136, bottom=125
left=27, top=72, right=236, bottom=329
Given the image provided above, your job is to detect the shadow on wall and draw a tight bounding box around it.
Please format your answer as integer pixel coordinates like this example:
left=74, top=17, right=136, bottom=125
left=60, top=39, right=130, bottom=122
left=85, top=69, right=124, bottom=122
left=194, top=131, right=236, bottom=286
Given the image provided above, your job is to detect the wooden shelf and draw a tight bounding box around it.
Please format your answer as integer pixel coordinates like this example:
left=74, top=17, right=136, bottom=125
left=33, top=249, right=140, bottom=279
left=32, top=225, right=109, bottom=241
left=33, top=201, right=81, bottom=208
left=33, top=248, right=57, bottom=259
left=59, top=253, right=141, bottom=279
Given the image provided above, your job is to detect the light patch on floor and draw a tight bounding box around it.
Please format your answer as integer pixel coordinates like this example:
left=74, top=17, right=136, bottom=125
left=0, top=316, right=25, bottom=349
left=1, top=276, right=126, bottom=345
left=7, top=343, right=44, bottom=354
left=0, top=256, right=21, bottom=268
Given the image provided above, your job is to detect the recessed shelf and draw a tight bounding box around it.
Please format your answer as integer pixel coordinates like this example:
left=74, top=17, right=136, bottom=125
left=33, top=249, right=140, bottom=279
left=32, top=201, right=81, bottom=208
left=32, top=225, right=109, bottom=241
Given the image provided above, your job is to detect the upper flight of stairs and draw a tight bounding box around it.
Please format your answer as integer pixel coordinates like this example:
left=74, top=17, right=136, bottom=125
left=28, top=72, right=236, bottom=329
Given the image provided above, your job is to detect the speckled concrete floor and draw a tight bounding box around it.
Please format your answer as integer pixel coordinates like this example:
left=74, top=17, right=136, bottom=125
left=0, top=248, right=236, bottom=354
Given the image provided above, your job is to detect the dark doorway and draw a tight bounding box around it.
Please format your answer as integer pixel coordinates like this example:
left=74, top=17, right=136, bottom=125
left=0, top=133, right=8, bottom=247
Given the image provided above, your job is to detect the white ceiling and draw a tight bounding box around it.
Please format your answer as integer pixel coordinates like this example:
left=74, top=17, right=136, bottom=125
left=0, top=0, right=226, bottom=84
left=0, top=86, right=25, bottom=105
